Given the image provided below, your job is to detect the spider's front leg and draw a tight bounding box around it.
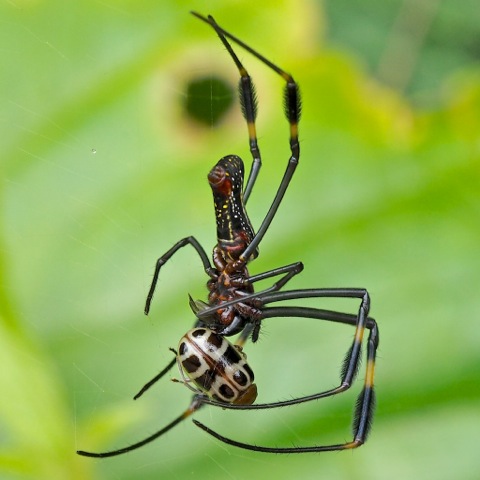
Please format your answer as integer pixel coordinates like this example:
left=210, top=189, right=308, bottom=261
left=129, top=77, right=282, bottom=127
left=144, top=236, right=215, bottom=314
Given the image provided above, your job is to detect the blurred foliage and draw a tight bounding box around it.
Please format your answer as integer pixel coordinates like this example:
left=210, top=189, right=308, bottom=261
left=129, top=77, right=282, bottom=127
left=324, top=0, right=480, bottom=104
left=1, top=0, right=479, bottom=479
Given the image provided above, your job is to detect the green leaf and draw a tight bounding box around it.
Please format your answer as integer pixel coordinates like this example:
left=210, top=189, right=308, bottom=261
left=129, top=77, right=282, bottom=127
left=1, top=1, right=479, bottom=479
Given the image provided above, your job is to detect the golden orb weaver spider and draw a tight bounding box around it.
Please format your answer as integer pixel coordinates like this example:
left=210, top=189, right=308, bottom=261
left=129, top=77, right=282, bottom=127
left=77, top=11, right=379, bottom=458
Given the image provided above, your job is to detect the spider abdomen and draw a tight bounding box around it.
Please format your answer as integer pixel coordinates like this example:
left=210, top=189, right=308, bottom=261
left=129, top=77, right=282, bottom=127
left=178, top=328, right=257, bottom=405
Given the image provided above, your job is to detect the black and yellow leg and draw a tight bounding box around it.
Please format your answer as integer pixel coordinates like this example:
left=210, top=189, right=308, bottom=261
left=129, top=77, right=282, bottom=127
left=194, top=288, right=379, bottom=453
left=194, top=12, right=261, bottom=203
left=191, top=12, right=302, bottom=262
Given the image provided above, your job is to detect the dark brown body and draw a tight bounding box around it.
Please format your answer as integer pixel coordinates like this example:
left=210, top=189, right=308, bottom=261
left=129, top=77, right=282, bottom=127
left=203, top=155, right=261, bottom=336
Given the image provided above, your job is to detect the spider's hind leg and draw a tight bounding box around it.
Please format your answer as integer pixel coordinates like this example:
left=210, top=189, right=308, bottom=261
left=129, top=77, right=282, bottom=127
left=194, top=303, right=378, bottom=453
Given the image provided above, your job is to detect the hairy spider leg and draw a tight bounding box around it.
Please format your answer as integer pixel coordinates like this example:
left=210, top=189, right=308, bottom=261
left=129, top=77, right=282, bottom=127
left=194, top=291, right=378, bottom=453
left=191, top=12, right=301, bottom=263
left=144, top=236, right=214, bottom=315
left=77, top=298, right=377, bottom=457
left=201, top=288, right=374, bottom=409
left=192, top=14, right=261, bottom=204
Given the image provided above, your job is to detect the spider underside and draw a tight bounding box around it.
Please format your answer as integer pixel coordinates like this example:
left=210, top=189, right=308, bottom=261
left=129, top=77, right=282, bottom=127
left=77, top=11, right=379, bottom=459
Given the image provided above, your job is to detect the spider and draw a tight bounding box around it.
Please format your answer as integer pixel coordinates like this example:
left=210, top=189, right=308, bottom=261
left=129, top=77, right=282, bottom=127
left=77, top=11, right=379, bottom=458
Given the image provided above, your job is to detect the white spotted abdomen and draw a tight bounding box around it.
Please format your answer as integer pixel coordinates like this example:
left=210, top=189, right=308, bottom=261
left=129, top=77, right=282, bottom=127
left=177, top=328, right=257, bottom=405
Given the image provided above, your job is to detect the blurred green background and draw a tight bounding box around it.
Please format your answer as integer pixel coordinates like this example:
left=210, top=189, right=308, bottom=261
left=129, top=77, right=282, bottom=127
left=1, top=0, right=479, bottom=479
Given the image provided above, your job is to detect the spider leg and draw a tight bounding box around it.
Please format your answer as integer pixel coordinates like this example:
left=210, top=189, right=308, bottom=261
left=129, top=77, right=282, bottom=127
left=133, top=317, right=207, bottom=400
left=261, top=305, right=378, bottom=429
left=192, top=302, right=378, bottom=453
left=192, top=419, right=364, bottom=453
left=262, top=288, right=373, bottom=389
left=243, top=261, right=304, bottom=285
left=132, top=349, right=177, bottom=400
left=77, top=396, right=205, bottom=458
left=192, top=12, right=301, bottom=260
left=145, top=236, right=215, bottom=314
left=195, top=261, right=304, bottom=320
left=240, top=69, right=300, bottom=262
left=235, top=322, right=255, bottom=348
left=202, top=289, right=376, bottom=409
left=196, top=15, right=261, bottom=203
